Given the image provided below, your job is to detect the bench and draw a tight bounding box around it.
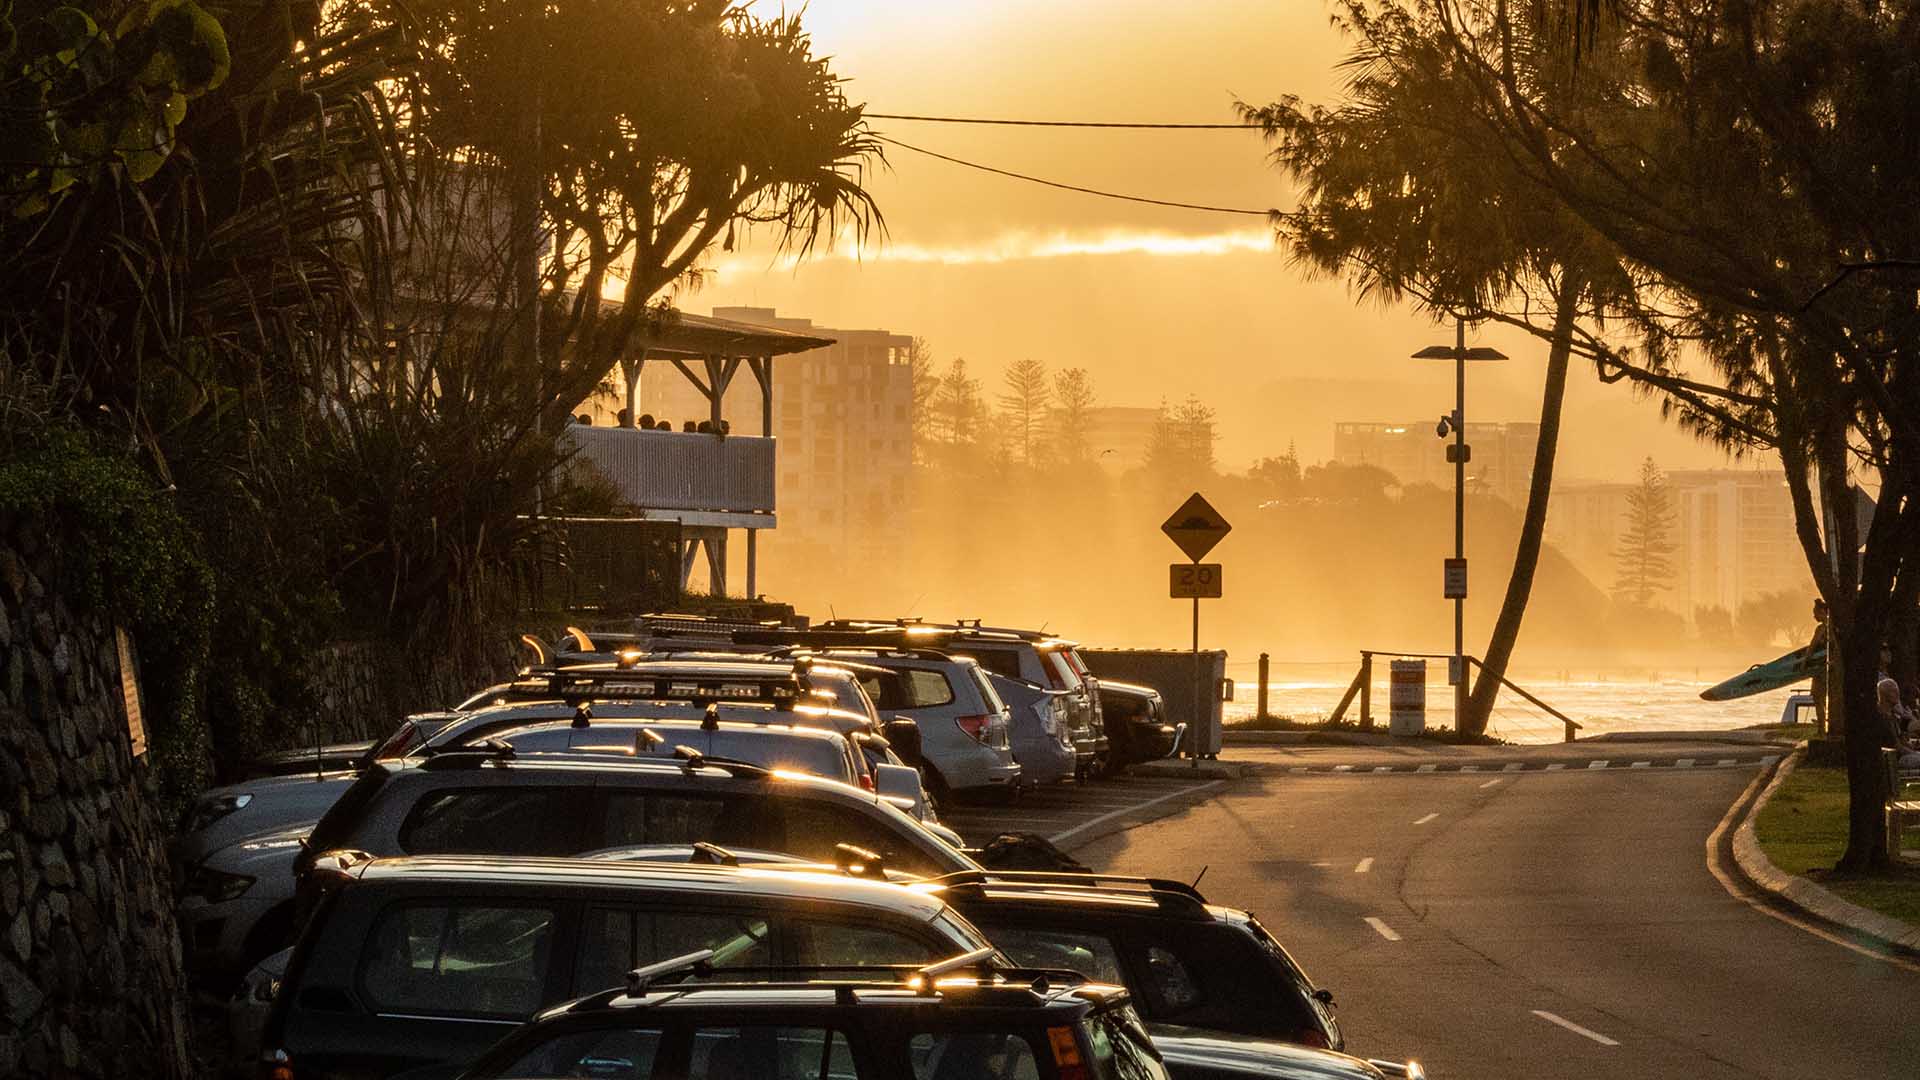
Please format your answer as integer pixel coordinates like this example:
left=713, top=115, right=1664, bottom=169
left=1883, top=749, right=1920, bottom=858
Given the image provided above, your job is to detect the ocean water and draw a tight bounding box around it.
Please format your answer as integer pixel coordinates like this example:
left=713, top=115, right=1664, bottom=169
left=1221, top=662, right=1807, bottom=744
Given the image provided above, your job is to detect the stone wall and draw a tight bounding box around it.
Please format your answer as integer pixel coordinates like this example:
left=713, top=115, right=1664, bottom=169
left=0, top=526, right=192, bottom=1077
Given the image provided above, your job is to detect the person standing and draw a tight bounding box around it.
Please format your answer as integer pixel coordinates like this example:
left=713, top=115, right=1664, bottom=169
left=1810, top=598, right=1830, bottom=736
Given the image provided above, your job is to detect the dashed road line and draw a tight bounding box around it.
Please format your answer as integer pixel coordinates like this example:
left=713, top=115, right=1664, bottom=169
left=1479, top=778, right=1503, bottom=789
left=1531, top=1010, right=1619, bottom=1046
left=1676, top=758, right=1695, bottom=768
left=1354, top=857, right=1373, bottom=873
left=1630, top=761, right=1652, bottom=769
left=1545, top=763, right=1566, bottom=771
left=1459, top=765, right=1480, bottom=773
left=1502, top=762, right=1523, bottom=772
left=1588, top=760, right=1610, bottom=769
left=1716, top=758, right=1736, bottom=766
left=1413, top=812, right=1439, bottom=825
left=1363, top=916, right=1401, bottom=941
left=1416, top=764, right=1437, bottom=773
left=1260, top=755, right=1782, bottom=776
left=1372, top=766, right=1393, bottom=773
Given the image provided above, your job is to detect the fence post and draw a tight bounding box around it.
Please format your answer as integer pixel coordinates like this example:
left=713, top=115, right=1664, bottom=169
left=1257, top=653, right=1271, bottom=720
left=1358, top=651, right=1374, bottom=730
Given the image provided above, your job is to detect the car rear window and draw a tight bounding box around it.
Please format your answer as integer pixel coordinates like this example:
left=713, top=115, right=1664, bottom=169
left=909, top=1031, right=1046, bottom=1080
left=398, top=789, right=563, bottom=856
left=969, top=667, right=1007, bottom=714
left=1042, top=652, right=1082, bottom=691
left=962, top=649, right=1024, bottom=681
left=861, top=668, right=955, bottom=710
left=359, top=902, right=556, bottom=1019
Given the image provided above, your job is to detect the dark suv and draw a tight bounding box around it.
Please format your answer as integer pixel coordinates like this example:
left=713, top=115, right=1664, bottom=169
left=259, top=856, right=1002, bottom=1079
left=294, top=751, right=976, bottom=901
left=450, top=957, right=1167, bottom=1080
left=921, top=871, right=1343, bottom=1050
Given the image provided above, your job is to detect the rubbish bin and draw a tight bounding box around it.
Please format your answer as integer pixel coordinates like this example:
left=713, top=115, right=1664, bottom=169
left=1389, top=660, right=1426, bottom=736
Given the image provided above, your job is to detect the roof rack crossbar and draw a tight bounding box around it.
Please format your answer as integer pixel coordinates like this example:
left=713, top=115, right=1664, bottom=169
left=628, top=949, right=714, bottom=994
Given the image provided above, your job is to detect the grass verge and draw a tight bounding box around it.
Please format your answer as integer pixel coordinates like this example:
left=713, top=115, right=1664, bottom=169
left=1753, top=761, right=1920, bottom=926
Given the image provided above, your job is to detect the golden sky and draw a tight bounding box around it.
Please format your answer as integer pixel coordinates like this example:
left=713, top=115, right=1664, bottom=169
left=708, top=0, right=1737, bottom=478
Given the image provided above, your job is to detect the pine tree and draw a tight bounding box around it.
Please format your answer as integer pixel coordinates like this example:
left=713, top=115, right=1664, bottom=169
left=1143, top=396, right=1218, bottom=484
left=997, top=358, right=1052, bottom=466
left=1614, top=457, right=1677, bottom=605
left=930, top=358, right=986, bottom=464
left=906, top=337, right=939, bottom=465
left=1051, top=367, right=1097, bottom=465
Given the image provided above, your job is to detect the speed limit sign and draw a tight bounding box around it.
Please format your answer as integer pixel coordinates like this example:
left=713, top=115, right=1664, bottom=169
left=1170, top=563, right=1223, bottom=599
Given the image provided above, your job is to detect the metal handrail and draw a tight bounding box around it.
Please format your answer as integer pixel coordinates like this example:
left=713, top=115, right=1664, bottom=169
left=1328, top=650, right=1581, bottom=742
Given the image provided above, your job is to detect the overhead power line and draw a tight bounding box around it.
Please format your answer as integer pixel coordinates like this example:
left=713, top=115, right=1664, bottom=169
left=868, top=112, right=1263, bottom=130
left=873, top=135, right=1274, bottom=217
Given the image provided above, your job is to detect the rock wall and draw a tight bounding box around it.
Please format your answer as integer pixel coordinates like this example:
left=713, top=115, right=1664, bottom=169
left=0, top=528, right=192, bottom=1077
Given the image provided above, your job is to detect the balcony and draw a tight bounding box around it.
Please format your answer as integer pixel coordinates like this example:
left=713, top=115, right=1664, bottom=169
left=564, top=426, right=775, bottom=528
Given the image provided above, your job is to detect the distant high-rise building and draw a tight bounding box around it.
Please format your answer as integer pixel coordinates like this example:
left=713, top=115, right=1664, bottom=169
left=623, top=306, right=914, bottom=571
left=1331, top=421, right=1541, bottom=504
left=1084, top=406, right=1161, bottom=473
left=1548, top=468, right=1810, bottom=619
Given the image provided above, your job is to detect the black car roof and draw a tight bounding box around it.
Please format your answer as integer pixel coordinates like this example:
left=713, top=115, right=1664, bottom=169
left=917, top=870, right=1217, bottom=922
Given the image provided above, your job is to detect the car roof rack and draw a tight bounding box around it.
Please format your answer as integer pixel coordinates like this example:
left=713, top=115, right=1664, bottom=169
left=571, top=955, right=1100, bottom=1014
left=417, top=738, right=516, bottom=769
left=927, top=870, right=1212, bottom=918
left=506, top=665, right=803, bottom=706
left=669, top=745, right=771, bottom=779
left=832, top=843, right=887, bottom=879
left=628, top=949, right=716, bottom=994
left=688, top=841, right=739, bottom=866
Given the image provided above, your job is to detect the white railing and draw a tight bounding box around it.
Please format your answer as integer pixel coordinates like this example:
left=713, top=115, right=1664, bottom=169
left=564, top=426, right=774, bottom=516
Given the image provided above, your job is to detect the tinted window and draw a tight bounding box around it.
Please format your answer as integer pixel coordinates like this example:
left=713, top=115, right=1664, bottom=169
left=962, top=650, right=1024, bottom=681
left=1086, top=1009, right=1166, bottom=1080
left=976, top=926, right=1124, bottom=986
left=360, top=903, right=555, bottom=1018
left=573, top=907, right=774, bottom=995
left=769, top=800, right=947, bottom=875
left=690, top=1027, right=859, bottom=1080
left=793, top=920, right=939, bottom=967
left=969, top=668, right=1007, bottom=714
left=398, top=789, right=560, bottom=855
left=909, top=1032, right=1041, bottom=1080
left=599, top=792, right=741, bottom=848
left=1142, top=945, right=1202, bottom=1013
left=496, top=1027, right=663, bottom=1079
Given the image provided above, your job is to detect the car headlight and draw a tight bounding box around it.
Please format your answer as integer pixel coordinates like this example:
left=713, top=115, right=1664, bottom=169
left=184, top=865, right=256, bottom=903
left=183, top=793, right=253, bottom=835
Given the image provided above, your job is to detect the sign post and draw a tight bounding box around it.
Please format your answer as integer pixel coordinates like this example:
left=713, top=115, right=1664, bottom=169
left=1161, top=493, right=1231, bottom=760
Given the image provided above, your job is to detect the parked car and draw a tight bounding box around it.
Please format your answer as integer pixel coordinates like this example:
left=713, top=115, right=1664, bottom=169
left=294, top=750, right=978, bottom=903
left=1098, top=681, right=1186, bottom=771
left=176, top=822, right=313, bottom=984
left=922, top=870, right=1349, bottom=1053
left=981, top=670, right=1077, bottom=785
left=259, top=856, right=1005, bottom=1079
left=794, top=648, right=1022, bottom=804
left=446, top=957, right=1166, bottom=1080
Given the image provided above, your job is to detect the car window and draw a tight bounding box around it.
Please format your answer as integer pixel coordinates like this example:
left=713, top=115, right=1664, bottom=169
left=1042, top=653, right=1081, bottom=691
left=599, top=792, right=742, bottom=849
left=767, top=800, right=947, bottom=875
left=962, top=650, right=1024, bottom=681
left=573, top=907, right=774, bottom=995
left=1142, top=945, right=1202, bottom=1014
left=689, top=1027, right=860, bottom=1080
left=909, top=1031, right=1042, bottom=1080
left=969, top=668, right=1008, bottom=714
left=495, top=1027, right=665, bottom=1079
left=792, top=919, right=939, bottom=967
left=360, top=902, right=556, bottom=1018
left=705, top=731, right=850, bottom=781
left=398, top=789, right=561, bottom=855
left=884, top=669, right=954, bottom=709
left=972, top=925, right=1125, bottom=986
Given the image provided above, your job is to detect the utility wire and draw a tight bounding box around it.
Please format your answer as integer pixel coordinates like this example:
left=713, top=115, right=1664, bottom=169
left=874, top=135, right=1274, bottom=217
left=868, top=112, right=1262, bottom=130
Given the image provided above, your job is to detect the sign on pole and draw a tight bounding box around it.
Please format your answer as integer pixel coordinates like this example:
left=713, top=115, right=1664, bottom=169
left=1161, top=493, right=1232, bottom=563
left=1443, top=557, right=1468, bottom=600
left=1170, top=563, right=1223, bottom=599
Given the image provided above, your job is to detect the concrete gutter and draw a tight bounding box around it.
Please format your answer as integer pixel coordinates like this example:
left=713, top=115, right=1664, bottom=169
left=1731, top=745, right=1920, bottom=953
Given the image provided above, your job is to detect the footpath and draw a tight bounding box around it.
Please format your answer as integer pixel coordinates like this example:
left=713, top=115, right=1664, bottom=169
left=1132, top=728, right=1789, bottom=779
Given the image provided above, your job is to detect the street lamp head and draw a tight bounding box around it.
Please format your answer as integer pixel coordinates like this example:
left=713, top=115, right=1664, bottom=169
left=1410, top=345, right=1455, bottom=360
left=1411, top=344, right=1509, bottom=362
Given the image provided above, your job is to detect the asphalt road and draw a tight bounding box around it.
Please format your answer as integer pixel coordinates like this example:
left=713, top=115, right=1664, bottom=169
left=941, top=773, right=1226, bottom=847
left=1073, top=750, right=1920, bottom=1079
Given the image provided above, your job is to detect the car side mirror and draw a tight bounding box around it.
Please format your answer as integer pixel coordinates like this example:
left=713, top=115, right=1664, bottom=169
left=874, top=763, right=924, bottom=808
left=883, top=718, right=923, bottom=764
left=1313, top=988, right=1336, bottom=1007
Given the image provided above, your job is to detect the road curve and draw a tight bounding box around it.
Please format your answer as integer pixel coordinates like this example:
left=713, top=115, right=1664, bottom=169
left=1075, top=764, right=1920, bottom=1079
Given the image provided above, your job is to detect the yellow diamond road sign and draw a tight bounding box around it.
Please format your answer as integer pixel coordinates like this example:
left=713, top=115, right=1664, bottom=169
left=1161, top=492, right=1232, bottom=563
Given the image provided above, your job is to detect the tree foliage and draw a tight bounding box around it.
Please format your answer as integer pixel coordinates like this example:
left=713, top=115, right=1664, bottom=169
left=1613, top=458, right=1676, bottom=606
left=998, top=358, right=1052, bottom=467
left=1144, top=396, right=1218, bottom=487
left=1051, top=367, right=1098, bottom=466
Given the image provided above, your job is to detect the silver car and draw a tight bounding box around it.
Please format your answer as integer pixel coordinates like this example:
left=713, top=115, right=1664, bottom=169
left=813, top=650, right=1022, bottom=804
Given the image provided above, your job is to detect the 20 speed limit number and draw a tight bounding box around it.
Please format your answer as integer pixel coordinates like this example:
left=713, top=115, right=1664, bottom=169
left=1169, top=563, right=1223, bottom=599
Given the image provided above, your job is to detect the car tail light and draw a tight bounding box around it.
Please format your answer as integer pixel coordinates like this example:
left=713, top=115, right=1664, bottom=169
left=954, top=714, right=993, bottom=743
left=859, top=771, right=876, bottom=791
left=259, top=1049, right=294, bottom=1080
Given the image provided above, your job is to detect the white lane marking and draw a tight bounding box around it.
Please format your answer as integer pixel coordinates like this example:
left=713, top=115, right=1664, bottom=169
left=1716, top=758, right=1736, bottom=766
left=1048, top=780, right=1227, bottom=845
left=1630, top=761, right=1652, bottom=769
left=1333, top=764, right=1354, bottom=772
left=1479, top=779, right=1503, bottom=789
left=1545, top=763, right=1566, bottom=771
left=1459, top=765, right=1480, bottom=773
left=1502, top=762, right=1523, bottom=772
left=1416, top=764, right=1437, bottom=773
left=1761, top=754, right=1780, bottom=765
left=1413, top=812, right=1439, bottom=825
left=1311, top=861, right=1334, bottom=867
left=1373, top=766, right=1393, bottom=773
left=1531, top=1010, right=1619, bottom=1046
left=1291, top=766, right=1310, bottom=774
left=1354, top=857, right=1374, bottom=873
left=1676, top=758, right=1695, bottom=768
left=1363, top=916, right=1400, bottom=941
left=1588, top=760, right=1610, bottom=770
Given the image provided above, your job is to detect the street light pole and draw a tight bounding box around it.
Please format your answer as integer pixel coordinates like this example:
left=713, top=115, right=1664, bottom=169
left=1412, top=325, right=1506, bottom=734
left=1451, top=317, right=1466, bottom=730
